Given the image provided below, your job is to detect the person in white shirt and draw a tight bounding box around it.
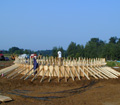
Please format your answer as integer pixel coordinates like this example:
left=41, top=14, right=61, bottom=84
left=58, top=51, right=62, bottom=58
left=57, top=51, right=62, bottom=65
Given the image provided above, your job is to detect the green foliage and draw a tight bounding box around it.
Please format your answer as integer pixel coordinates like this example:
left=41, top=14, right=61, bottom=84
left=76, top=44, right=84, bottom=58
left=117, top=38, right=120, bottom=44
left=67, top=42, right=77, bottom=57
left=106, top=61, right=116, bottom=67
left=9, top=47, right=20, bottom=54
left=109, top=36, right=118, bottom=44
left=116, top=62, right=120, bottom=67
left=66, top=36, right=120, bottom=60
left=66, top=42, right=85, bottom=58
left=24, top=49, right=29, bottom=54
left=38, top=50, right=52, bottom=56
left=52, top=47, right=58, bottom=57
left=3, top=47, right=52, bottom=56
left=1, top=36, right=120, bottom=60
left=106, top=61, right=120, bottom=67
left=52, top=46, right=65, bottom=57
left=84, top=38, right=105, bottom=58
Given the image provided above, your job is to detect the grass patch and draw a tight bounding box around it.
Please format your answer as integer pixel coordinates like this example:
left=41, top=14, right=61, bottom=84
left=106, top=61, right=120, bottom=67
left=0, top=61, right=13, bottom=64
left=116, top=62, right=120, bottom=67
left=106, top=61, right=116, bottom=67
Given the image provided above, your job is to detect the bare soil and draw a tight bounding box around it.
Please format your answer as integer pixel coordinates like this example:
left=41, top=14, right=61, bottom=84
left=0, top=62, right=120, bottom=105
left=0, top=61, right=13, bottom=70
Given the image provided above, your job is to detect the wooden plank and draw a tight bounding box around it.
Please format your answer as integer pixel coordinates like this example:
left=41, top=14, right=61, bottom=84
left=48, top=69, right=53, bottom=82
left=11, top=67, right=27, bottom=79
left=0, top=95, right=12, bottom=102
left=60, top=66, right=65, bottom=77
left=69, top=68, right=74, bottom=81
left=68, top=66, right=74, bottom=81
left=93, top=67, right=108, bottom=79
left=104, top=67, right=118, bottom=76
left=0, top=65, right=15, bottom=74
left=88, top=67, right=103, bottom=79
left=105, top=67, right=120, bottom=76
left=47, top=65, right=53, bottom=82
left=84, top=67, right=98, bottom=79
left=104, top=68, right=118, bottom=78
left=100, top=67, right=117, bottom=78
left=52, top=65, right=55, bottom=76
left=20, top=68, right=33, bottom=79
left=7, top=67, right=23, bottom=78
left=31, top=68, right=43, bottom=82
left=2, top=66, right=19, bottom=77
left=96, top=67, right=112, bottom=78
left=24, top=69, right=38, bottom=80
left=64, top=66, right=68, bottom=82
left=58, top=66, right=60, bottom=82
left=53, top=66, right=58, bottom=77
left=73, top=66, right=80, bottom=80
left=90, top=60, right=105, bottom=79
left=79, top=67, right=90, bottom=80
left=40, top=69, right=49, bottom=83
left=0, top=64, right=18, bottom=75
left=59, top=67, right=64, bottom=77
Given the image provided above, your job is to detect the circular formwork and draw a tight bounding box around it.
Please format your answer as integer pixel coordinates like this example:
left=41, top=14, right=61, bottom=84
left=0, top=57, right=120, bottom=82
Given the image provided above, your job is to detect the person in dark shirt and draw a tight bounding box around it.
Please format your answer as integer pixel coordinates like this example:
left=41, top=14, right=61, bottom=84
left=33, top=57, right=38, bottom=75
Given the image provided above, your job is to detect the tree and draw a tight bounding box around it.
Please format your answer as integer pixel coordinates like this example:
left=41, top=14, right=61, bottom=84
left=52, top=46, right=65, bottom=57
left=8, top=47, right=24, bottom=54
left=84, top=38, right=105, bottom=58
left=24, top=49, right=29, bottom=54
left=102, top=43, right=117, bottom=60
left=52, top=47, right=58, bottom=57
left=75, top=44, right=84, bottom=58
left=109, top=36, right=118, bottom=44
left=117, top=38, right=120, bottom=44
left=9, top=47, right=20, bottom=54
left=115, top=44, right=120, bottom=60
left=67, top=42, right=77, bottom=57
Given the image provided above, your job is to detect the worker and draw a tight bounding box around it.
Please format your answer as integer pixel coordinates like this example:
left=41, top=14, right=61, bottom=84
left=57, top=51, right=62, bottom=65
left=33, top=57, right=38, bottom=75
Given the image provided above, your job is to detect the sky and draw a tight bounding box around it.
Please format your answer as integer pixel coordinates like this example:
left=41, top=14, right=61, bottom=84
left=0, top=0, right=120, bottom=51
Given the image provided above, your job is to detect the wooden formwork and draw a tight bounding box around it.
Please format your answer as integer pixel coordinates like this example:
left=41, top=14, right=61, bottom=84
left=1, top=57, right=120, bottom=82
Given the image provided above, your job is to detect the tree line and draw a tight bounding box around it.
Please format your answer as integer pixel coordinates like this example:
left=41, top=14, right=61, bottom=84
left=67, top=37, right=120, bottom=60
left=2, top=47, right=52, bottom=56
left=2, top=36, right=120, bottom=60
left=52, top=36, right=120, bottom=60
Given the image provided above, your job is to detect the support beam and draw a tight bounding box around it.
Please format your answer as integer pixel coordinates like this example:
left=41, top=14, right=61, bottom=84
left=20, top=68, right=33, bottom=79
left=31, top=68, right=43, bottom=82
left=79, top=67, right=90, bottom=80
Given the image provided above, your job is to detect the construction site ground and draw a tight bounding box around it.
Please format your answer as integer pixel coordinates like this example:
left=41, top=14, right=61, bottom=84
left=0, top=61, right=120, bottom=105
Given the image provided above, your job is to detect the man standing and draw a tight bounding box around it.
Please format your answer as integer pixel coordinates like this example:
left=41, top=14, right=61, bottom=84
left=57, top=51, right=62, bottom=65
left=33, top=57, right=38, bottom=75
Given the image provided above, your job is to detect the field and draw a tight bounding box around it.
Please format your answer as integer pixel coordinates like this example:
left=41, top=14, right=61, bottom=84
left=0, top=61, right=120, bottom=105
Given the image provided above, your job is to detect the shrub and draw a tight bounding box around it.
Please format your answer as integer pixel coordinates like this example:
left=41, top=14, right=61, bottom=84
left=106, top=61, right=116, bottom=67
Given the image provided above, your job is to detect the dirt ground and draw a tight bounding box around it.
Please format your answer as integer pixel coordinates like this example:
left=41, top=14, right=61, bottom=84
left=0, top=61, right=120, bottom=105
left=0, top=61, right=13, bottom=70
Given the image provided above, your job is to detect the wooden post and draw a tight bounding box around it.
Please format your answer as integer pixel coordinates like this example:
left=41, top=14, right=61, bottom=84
left=58, top=66, right=60, bottom=82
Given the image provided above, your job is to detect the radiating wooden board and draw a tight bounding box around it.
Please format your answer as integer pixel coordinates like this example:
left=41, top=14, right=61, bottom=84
left=0, top=64, right=18, bottom=75
left=0, top=95, right=12, bottom=102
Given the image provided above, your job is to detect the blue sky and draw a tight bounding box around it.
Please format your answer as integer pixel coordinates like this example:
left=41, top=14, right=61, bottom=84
left=0, top=0, right=120, bottom=50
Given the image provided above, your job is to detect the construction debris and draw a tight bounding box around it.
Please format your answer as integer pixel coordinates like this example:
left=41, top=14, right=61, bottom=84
left=0, top=95, right=12, bottom=103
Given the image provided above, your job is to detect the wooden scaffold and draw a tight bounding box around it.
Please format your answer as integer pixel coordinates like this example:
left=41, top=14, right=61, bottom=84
left=0, top=57, right=120, bottom=83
